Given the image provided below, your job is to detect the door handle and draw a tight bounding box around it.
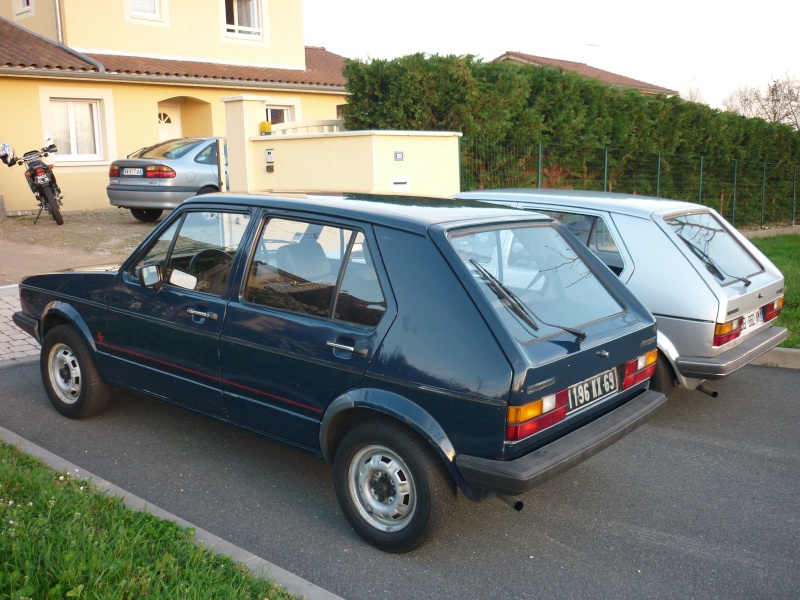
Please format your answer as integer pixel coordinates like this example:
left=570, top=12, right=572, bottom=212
left=326, top=341, right=368, bottom=356
left=187, top=308, right=218, bottom=321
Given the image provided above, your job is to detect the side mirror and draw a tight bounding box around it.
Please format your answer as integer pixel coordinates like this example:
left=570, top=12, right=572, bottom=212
left=44, top=134, right=52, bottom=143
left=138, top=264, right=163, bottom=288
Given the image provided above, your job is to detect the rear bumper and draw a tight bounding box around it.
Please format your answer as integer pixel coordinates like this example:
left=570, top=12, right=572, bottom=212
left=455, top=390, right=666, bottom=497
left=12, top=311, right=40, bottom=343
left=107, top=185, right=197, bottom=209
left=675, top=326, right=788, bottom=380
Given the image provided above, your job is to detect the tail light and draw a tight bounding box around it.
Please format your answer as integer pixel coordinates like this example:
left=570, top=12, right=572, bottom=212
left=34, top=167, right=46, bottom=176
left=713, top=318, right=742, bottom=346
left=506, top=390, right=569, bottom=441
left=622, top=349, right=658, bottom=390
left=764, top=297, right=784, bottom=322
left=145, top=165, right=176, bottom=178
left=109, top=164, right=119, bottom=177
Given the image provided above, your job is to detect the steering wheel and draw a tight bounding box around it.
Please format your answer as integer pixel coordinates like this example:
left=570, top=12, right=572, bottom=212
left=188, top=248, right=233, bottom=293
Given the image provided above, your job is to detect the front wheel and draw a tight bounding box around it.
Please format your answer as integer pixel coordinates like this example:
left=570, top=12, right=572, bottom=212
left=333, top=418, right=456, bottom=553
left=42, top=186, right=63, bottom=225
left=40, top=325, right=111, bottom=419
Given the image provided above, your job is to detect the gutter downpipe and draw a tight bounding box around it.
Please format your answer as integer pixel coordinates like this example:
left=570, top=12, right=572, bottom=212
left=53, top=0, right=106, bottom=73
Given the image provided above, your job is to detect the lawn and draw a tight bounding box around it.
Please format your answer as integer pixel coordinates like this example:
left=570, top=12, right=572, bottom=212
left=0, top=442, right=297, bottom=600
left=751, top=235, right=800, bottom=349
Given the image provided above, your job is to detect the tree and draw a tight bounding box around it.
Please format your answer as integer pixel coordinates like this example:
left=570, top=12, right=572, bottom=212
left=724, top=76, right=800, bottom=130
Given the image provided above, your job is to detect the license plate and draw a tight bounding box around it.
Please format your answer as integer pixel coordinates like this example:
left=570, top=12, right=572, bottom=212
left=740, top=307, right=763, bottom=332
left=122, top=167, right=143, bottom=176
left=35, top=173, right=51, bottom=184
left=568, top=368, right=619, bottom=413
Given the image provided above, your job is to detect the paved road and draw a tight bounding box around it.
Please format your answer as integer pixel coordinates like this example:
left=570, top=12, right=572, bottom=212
left=1, top=361, right=798, bottom=600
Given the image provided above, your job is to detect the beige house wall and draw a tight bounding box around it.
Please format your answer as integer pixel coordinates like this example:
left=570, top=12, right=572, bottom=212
left=0, top=77, right=346, bottom=214
left=0, top=1, right=58, bottom=37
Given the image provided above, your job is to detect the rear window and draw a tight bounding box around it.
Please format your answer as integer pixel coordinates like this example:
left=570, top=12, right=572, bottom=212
left=449, top=223, right=623, bottom=341
left=131, top=139, right=206, bottom=160
left=665, top=212, right=762, bottom=285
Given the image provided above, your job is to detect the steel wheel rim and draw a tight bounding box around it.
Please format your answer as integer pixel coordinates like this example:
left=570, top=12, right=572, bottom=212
left=48, top=342, right=82, bottom=405
left=348, top=444, right=417, bottom=532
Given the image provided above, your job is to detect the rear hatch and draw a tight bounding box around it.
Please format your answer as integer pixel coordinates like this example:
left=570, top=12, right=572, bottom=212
left=659, top=209, right=785, bottom=355
left=443, top=218, right=659, bottom=460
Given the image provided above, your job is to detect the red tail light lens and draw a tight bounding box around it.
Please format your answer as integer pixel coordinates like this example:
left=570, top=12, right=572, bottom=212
left=713, top=317, right=743, bottom=347
left=145, top=165, right=176, bottom=178
left=622, top=349, right=658, bottom=389
left=109, top=164, right=119, bottom=177
left=764, top=297, right=784, bottom=322
left=34, top=167, right=46, bottom=176
left=506, top=390, right=569, bottom=441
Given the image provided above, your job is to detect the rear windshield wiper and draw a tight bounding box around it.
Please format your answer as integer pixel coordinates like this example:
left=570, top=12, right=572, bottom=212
left=680, top=238, right=751, bottom=287
left=469, top=259, right=587, bottom=343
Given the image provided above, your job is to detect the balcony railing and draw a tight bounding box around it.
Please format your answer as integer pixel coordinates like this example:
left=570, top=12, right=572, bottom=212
left=270, top=119, right=345, bottom=136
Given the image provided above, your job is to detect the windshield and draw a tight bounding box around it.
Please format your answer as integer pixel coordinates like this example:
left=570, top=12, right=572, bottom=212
left=665, top=212, right=762, bottom=285
left=449, top=224, right=623, bottom=341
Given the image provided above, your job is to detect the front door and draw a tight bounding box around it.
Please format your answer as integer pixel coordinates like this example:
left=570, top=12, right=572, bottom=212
left=220, top=214, right=395, bottom=450
left=105, top=209, right=252, bottom=416
left=157, top=104, right=182, bottom=141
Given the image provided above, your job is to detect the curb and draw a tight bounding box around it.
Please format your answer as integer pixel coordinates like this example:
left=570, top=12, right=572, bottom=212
left=0, top=425, right=344, bottom=600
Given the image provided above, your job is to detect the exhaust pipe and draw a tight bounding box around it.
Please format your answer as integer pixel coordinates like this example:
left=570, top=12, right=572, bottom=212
left=697, top=384, right=719, bottom=398
left=498, top=495, right=524, bottom=512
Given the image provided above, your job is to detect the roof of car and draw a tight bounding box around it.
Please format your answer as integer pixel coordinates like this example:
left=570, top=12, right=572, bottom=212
left=183, top=192, right=550, bottom=234
left=456, top=189, right=707, bottom=220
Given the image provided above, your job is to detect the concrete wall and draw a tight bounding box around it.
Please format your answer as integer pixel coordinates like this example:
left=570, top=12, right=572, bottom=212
left=223, top=95, right=462, bottom=197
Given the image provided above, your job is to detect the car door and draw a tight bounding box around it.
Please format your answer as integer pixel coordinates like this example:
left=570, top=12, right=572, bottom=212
left=220, top=213, right=396, bottom=450
left=105, top=209, right=252, bottom=416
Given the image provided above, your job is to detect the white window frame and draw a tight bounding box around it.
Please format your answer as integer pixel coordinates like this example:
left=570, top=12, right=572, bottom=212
left=265, top=107, right=289, bottom=125
left=14, top=0, right=34, bottom=17
left=125, top=0, right=169, bottom=25
left=50, top=99, right=103, bottom=162
left=130, top=0, right=160, bottom=19
left=225, top=0, right=263, bottom=38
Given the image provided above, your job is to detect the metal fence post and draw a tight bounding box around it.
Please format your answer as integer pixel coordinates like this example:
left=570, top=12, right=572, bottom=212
left=537, top=142, right=543, bottom=189
left=603, top=146, right=609, bottom=192
left=761, top=161, right=767, bottom=229
left=732, top=159, right=738, bottom=227
left=656, top=153, right=661, bottom=198
left=698, top=155, right=704, bottom=204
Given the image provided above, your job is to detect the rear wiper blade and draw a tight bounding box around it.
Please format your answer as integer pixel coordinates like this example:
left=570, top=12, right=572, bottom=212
left=470, top=260, right=587, bottom=343
left=681, top=239, right=751, bottom=287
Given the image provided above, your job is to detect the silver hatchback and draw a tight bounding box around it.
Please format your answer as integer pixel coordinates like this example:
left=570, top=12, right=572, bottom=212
left=108, top=137, right=226, bottom=222
left=457, top=189, right=788, bottom=397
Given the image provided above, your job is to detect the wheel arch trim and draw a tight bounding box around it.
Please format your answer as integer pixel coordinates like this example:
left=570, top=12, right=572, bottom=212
left=41, top=301, right=97, bottom=352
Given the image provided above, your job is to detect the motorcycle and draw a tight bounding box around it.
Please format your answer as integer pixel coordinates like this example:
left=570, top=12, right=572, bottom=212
left=5, top=136, right=65, bottom=225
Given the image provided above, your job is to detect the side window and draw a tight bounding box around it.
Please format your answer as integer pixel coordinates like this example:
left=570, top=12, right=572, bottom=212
left=244, top=219, right=387, bottom=326
left=194, top=142, right=218, bottom=165
left=131, top=211, right=250, bottom=295
left=544, top=210, right=624, bottom=275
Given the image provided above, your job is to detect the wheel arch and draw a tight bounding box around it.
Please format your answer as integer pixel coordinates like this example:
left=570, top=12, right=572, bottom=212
left=41, top=301, right=97, bottom=352
left=320, top=388, right=474, bottom=492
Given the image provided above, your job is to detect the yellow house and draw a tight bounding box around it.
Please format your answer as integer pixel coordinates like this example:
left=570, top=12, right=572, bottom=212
left=0, top=0, right=347, bottom=215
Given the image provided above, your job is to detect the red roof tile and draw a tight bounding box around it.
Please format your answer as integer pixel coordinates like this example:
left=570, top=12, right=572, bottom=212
left=1, top=17, right=346, bottom=89
left=495, top=51, right=677, bottom=96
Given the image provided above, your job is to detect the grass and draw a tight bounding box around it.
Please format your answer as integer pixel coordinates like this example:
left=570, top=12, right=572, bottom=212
left=0, top=442, right=297, bottom=600
left=751, top=235, right=800, bottom=349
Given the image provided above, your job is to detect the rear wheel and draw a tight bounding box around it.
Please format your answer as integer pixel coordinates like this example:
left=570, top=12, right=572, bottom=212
left=333, top=418, right=456, bottom=553
left=42, top=186, right=63, bottom=225
left=130, top=208, right=163, bottom=222
left=40, top=325, right=111, bottom=419
left=649, top=355, right=674, bottom=395
left=196, top=186, right=218, bottom=196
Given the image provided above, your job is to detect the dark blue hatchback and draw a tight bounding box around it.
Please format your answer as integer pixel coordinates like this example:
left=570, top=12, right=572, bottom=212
left=14, top=193, right=666, bottom=552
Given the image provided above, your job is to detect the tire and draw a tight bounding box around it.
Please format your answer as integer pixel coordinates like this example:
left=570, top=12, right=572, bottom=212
left=649, top=354, right=674, bottom=395
left=40, top=325, right=111, bottom=419
left=196, top=186, right=218, bottom=196
left=42, top=186, right=64, bottom=225
left=130, top=208, right=163, bottom=222
left=333, top=418, right=456, bottom=553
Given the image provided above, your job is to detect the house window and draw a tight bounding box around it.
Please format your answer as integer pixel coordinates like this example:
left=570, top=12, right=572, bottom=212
left=50, top=100, right=102, bottom=161
left=265, top=108, right=288, bottom=126
left=15, top=0, right=33, bottom=15
left=130, top=0, right=161, bottom=19
left=225, top=0, right=261, bottom=37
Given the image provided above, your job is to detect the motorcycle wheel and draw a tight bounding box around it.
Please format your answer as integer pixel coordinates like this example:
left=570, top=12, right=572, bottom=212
left=42, top=186, right=64, bottom=225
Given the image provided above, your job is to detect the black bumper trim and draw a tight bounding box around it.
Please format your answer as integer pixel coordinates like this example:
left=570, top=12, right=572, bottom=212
left=675, top=326, right=788, bottom=379
left=12, top=311, right=40, bottom=343
left=456, top=390, right=667, bottom=497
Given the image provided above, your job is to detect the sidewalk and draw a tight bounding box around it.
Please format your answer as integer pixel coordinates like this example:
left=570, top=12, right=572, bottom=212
left=0, top=284, right=39, bottom=364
